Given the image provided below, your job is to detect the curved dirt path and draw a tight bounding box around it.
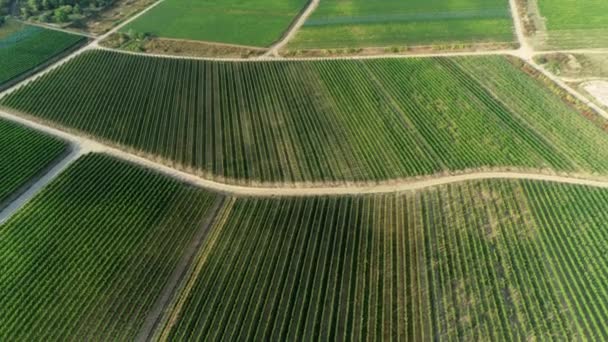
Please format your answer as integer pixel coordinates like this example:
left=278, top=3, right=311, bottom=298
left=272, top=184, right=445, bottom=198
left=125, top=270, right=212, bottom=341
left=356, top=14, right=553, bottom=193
left=264, top=0, right=320, bottom=57
left=2, top=110, right=608, bottom=199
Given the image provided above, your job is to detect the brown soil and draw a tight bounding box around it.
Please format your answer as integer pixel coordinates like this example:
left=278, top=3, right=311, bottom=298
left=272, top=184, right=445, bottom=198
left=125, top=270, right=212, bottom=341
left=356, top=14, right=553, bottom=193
left=145, top=38, right=266, bottom=58
left=282, top=42, right=517, bottom=58
left=81, top=0, right=157, bottom=35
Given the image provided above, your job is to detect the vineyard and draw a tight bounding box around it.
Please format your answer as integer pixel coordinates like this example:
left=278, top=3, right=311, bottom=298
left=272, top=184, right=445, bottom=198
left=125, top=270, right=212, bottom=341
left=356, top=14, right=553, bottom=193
left=0, top=20, right=86, bottom=88
left=122, top=0, right=307, bottom=47
left=536, top=0, right=608, bottom=49
left=0, top=153, right=220, bottom=340
left=160, top=180, right=608, bottom=340
left=289, top=0, right=514, bottom=49
left=4, top=51, right=608, bottom=185
left=0, top=118, right=67, bottom=205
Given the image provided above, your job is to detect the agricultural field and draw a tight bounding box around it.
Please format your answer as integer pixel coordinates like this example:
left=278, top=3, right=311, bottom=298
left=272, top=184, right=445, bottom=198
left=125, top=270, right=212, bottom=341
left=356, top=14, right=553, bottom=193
left=0, top=118, right=67, bottom=205
left=288, top=0, right=515, bottom=50
left=0, top=20, right=86, bottom=88
left=533, top=0, right=608, bottom=49
left=121, top=0, right=308, bottom=47
left=0, top=153, right=221, bottom=340
left=4, top=50, right=608, bottom=184
left=159, top=180, right=608, bottom=340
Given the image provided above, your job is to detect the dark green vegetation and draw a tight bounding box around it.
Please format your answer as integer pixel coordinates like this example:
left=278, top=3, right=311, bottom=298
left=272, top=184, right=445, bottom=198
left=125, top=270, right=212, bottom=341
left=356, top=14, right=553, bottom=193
left=4, top=51, right=608, bottom=184
left=537, top=0, right=608, bottom=49
left=0, top=118, right=66, bottom=204
left=0, top=20, right=85, bottom=87
left=0, top=153, right=220, bottom=340
left=161, top=180, right=608, bottom=340
left=122, top=0, right=307, bottom=47
left=290, top=0, right=515, bottom=49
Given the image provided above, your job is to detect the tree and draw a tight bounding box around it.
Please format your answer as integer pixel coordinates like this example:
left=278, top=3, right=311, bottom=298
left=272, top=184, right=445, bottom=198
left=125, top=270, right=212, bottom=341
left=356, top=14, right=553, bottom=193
left=53, top=5, right=71, bottom=22
left=27, top=0, right=41, bottom=12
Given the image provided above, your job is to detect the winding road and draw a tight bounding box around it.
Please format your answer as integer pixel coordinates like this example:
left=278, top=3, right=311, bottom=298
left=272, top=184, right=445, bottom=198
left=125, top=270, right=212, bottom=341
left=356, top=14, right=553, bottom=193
left=0, top=0, right=608, bottom=221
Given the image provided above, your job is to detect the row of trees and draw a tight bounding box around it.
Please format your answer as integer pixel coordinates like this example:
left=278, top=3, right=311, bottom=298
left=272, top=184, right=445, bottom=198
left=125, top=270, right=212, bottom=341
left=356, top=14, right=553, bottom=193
left=21, top=0, right=113, bottom=23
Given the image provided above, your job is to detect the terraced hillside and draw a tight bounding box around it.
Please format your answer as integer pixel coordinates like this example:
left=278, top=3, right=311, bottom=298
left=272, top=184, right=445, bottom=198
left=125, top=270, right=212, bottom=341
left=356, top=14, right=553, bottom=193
left=3, top=50, right=608, bottom=185
left=0, top=118, right=67, bottom=205
left=289, top=0, right=515, bottom=50
left=0, top=20, right=86, bottom=88
left=159, top=180, right=608, bottom=340
left=0, top=154, right=221, bottom=340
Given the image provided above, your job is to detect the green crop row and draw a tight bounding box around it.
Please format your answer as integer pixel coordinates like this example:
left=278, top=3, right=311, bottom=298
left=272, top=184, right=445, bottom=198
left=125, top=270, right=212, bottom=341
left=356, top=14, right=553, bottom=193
left=0, top=153, right=220, bottom=340
left=0, top=21, right=86, bottom=87
left=3, top=51, right=608, bottom=184
left=0, top=118, right=67, bottom=204
left=290, top=0, right=514, bottom=49
left=161, top=180, right=608, bottom=340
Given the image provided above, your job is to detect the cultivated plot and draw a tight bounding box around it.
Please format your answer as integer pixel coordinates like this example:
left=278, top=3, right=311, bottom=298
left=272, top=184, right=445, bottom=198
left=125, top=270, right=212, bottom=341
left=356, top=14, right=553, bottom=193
left=160, top=180, right=608, bottom=340
left=0, top=118, right=67, bottom=205
left=3, top=51, right=608, bottom=185
left=533, top=0, right=608, bottom=49
left=289, top=0, right=515, bottom=50
left=122, top=0, right=308, bottom=47
left=0, top=20, right=86, bottom=88
left=0, top=153, right=220, bottom=340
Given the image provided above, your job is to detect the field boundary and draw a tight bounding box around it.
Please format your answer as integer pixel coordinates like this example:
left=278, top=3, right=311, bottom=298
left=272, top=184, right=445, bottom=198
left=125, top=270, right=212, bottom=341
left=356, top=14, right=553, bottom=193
left=3, top=107, right=608, bottom=198
left=0, top=145, right=84, bottom=224
left=264, top=0, right=320, bottom=57
left=135, top=196, right=227, bottom=342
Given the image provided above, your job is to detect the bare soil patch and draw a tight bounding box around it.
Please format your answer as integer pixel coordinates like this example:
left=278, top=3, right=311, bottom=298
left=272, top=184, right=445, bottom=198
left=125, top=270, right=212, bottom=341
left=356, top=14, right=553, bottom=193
left=583, top=81, right=608, bottom=108
left=80, top=0, right=157, bottom=35
left=102, top=35, right=267, bottom=58
left=282, top=41, right=516, bottom=58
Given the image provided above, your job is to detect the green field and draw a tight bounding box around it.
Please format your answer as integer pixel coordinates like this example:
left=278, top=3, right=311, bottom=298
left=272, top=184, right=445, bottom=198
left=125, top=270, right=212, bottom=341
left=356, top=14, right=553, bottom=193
left=0, top=119, right=67, bottom=205
left=289, top=0, right=515, bottom=50
left=4, top=51, right=608, bottom=184
left=537, top=0, right=608, bottom=49
left=122, top=0, right=307, bottom=47
left=0, top=20, right=86, bottom=88
left=0, top=153, right=220, bottom=340
left=160, top=180, right=608, bottom=340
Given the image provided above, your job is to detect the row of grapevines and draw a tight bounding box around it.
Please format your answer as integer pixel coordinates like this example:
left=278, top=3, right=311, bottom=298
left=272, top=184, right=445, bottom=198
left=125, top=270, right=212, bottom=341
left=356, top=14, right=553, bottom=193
left=0, top=153, right=220, bottom=340
left=0, top=21, right=86, bottom=87
left=0, top=118, right=67, bottom=204
left=3, top=50, right=608, bottom=184
left=161, top=180, right=608, bottom=340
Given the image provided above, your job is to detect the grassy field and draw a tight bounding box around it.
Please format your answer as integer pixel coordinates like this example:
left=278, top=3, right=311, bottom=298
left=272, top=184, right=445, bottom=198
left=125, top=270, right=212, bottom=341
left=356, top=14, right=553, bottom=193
left=0, top=153, right=220, bottom=340
left=289, top=0, right=515, bottom=50
left=0, top=119, right=67, bottom=205
left=0, top=20, right=86, bottom=88
left=3, top=51, right=608, bottom=184
left=159, top=180, right=608, bottom=340
left=536, top=0, right=608, bottom=49
left=122, top=0, right=307, bottom=47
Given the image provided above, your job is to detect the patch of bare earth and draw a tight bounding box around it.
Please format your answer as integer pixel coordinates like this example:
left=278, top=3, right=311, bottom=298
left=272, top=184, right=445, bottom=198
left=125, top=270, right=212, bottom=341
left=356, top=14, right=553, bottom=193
left=81, top=0, right=157, bottom=35
left=144, top=38, right=267, bottom=58
left=583, top=81, right=608, bottom=108
left=282, top=42, right=516, bottom=58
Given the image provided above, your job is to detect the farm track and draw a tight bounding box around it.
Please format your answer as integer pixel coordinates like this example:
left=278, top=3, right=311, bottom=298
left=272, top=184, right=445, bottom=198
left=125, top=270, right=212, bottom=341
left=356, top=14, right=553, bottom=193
left=135, top=196, right=227, bottom=342
left=264, top=0, right=320, bottom=57
left=3, top=107, right=608, bottom=199
left=0, top=145, right=84, bottom=224
left=0, top=0, right=608, bottom=215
